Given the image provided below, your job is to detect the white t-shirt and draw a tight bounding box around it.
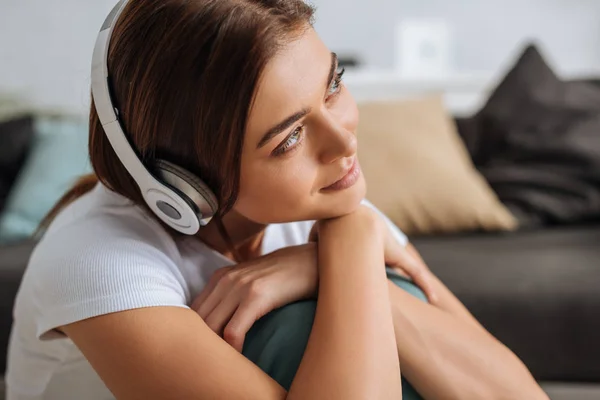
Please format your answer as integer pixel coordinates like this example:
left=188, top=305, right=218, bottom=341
left=6, top=183, right=407, bottom=400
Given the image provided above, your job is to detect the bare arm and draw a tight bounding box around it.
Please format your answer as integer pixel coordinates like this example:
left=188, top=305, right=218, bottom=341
left=62, top=307, right=286, bottom=400
left=62, top=209, right=401, bottom=400
left=388, top=245, right=548, bottom=400
left=289, top=208, right=401, bottom=400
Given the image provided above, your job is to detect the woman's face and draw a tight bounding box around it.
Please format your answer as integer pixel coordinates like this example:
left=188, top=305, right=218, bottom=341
left=235, top=28, right=366, bottom=224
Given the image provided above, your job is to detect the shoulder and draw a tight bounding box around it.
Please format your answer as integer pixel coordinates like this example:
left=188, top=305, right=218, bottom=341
left=19, top=185, right=189, bottom=340
left=34, top=183, right=183, bottom=271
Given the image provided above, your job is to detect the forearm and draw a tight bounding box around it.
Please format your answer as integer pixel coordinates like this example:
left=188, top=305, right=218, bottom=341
left=288, top=219, right=401, bottom=400
left=388, top=281, right=548, bottom=400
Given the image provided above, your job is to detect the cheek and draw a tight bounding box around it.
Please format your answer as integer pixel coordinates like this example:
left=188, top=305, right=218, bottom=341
left=235, top=160, right=318, bottom=224
left=336, top=89, right=359, bottom=133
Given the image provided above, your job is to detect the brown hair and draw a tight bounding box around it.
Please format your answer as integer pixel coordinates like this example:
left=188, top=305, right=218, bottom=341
left=39, top=0, right=315, bottom=236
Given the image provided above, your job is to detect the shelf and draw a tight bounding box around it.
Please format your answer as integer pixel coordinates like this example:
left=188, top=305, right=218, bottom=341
left=343, top=68, right=493, bottom=90
left=342, top=68, right=496, bottom=115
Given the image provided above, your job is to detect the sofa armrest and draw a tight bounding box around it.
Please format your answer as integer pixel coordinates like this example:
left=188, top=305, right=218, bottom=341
left=0, top=239, right=37, bottom=375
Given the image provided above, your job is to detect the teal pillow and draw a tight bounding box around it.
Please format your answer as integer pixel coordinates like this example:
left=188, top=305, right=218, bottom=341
left=242, top=269, right=425, bottom=399
left=0, top=116, right=91, bottom=242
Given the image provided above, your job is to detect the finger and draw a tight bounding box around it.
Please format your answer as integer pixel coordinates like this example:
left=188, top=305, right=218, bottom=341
left=191, top=266, right=233, bottom=311
left=388, top=266, right=410, bottom=279
left=223, top=296, right=270, bottom=352
left=195, top=269, right=240, bottom=319
left=393, top=250, right=437, bottom=303
left=409, top=267, right=437, bottom=304
left=407, top=255, right=437, bottom=303
left=203, top=292, right=242, bottom=336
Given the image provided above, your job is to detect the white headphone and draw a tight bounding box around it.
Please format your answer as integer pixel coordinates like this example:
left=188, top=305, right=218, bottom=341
left=91, top=0, right=218, bottom=234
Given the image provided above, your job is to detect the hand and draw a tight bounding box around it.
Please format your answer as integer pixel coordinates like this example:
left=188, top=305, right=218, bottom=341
left=382, top=229, right=438, bottom=303
left=311, top=206, right=437, bottom=303
left=191, top=243, right=318, bottom=352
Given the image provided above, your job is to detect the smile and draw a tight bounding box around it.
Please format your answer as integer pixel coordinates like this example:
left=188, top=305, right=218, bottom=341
left=321, top=157, right=361, bottom=192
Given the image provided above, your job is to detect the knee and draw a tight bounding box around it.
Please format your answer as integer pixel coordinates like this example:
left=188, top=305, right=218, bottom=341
left=243, top=300, right=317, bottom=389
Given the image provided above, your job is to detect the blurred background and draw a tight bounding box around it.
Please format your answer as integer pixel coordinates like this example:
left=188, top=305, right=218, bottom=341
left=1, top=1, right=600, bottom=399
left=1, top=0, right=600, bottom=114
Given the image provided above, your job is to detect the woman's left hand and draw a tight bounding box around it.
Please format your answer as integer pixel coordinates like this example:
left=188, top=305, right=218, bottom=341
left=382, top=226, right=438, bottom=303
left=191, top=243, right=318, bottom=352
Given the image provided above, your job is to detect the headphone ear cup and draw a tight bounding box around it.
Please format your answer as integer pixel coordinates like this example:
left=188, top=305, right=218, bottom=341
left=153, top=160, right=219, bottom=222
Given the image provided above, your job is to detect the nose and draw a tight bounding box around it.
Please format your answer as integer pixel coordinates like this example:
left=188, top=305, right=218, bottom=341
left=317, top=114, right=357, bottom=164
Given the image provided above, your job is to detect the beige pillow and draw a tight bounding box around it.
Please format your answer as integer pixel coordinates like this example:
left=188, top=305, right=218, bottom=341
left=357, top=95, right=517, bottom=235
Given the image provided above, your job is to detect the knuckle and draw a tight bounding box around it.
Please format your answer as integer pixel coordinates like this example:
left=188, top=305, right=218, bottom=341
left=413, top=270, right=426, bottom=280
left=210, top=267, right=229, bottom=282
left=221, top=270, right=239, bottom=286
left=408, top=264, right=420, bottom=274
left=223, top=325, right=242, bottom=343
left=237, top=274, right=253, bottom=287
left=247, top=279, right=266, bottom=298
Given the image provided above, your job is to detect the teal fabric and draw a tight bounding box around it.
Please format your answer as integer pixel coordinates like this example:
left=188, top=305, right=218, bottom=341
left=243, top=269, right=425, bottom=399
left=0, top=116, right=91, bottom=242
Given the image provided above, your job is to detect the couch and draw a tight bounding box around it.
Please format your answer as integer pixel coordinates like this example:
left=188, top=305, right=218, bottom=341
left=412, top=227, right=600, bottom=399
left=2, top=46, right=600, bottom=400
left=1, top=227, right=600, bottom=399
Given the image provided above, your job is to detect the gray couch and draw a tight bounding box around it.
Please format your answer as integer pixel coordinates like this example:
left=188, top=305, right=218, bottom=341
left=1, top=240, right=37, bottom=400
left=412, top=225, right=600, bottom=399
left=1, top=227, right=600, bottom=399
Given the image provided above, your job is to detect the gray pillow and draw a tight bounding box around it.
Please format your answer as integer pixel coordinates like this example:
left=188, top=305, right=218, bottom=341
left=0, top=116, right=35, bottom=212
left=456, top=44, right=600, bottom=227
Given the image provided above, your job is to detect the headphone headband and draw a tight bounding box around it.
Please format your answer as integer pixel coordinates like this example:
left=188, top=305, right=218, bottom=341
left=91, top=0, right=218, bottom=234
left=92, top=0, right=149, bottom=187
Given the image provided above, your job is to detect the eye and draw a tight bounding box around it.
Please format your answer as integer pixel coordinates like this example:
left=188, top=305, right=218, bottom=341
left=327, top=67, right=345, bottom=99
left=272, top=126, right=304, bottom=156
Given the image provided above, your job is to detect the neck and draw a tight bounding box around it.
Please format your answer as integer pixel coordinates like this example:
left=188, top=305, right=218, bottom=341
left=195, top=210, right=266, bottom=262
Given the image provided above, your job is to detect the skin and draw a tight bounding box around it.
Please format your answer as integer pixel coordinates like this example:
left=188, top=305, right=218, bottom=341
left=195, top=27, right=365, bottom=255
left=62, top=26, right=549, bottom=400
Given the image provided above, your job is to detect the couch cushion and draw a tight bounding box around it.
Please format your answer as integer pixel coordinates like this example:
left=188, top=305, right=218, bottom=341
left=0, top=116, right=90, bottom=243
left=0, top=116, right=35, bottom=213
left=357, top=95, right=517, bottom=235
left=412, top=226, right=600, bottom=382
left=0, top=240, right=37, bottom=375
left=456, top=44, right=600, bottom=227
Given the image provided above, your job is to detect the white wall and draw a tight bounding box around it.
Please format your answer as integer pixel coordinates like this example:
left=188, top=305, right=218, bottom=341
left=0, top=0, right=117, bottom=114
left=1, top=0, right=600, bottom=115
left=313, top=0, right=600, bottom=75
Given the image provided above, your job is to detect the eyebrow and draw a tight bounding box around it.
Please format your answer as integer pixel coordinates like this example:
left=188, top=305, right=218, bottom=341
left=256, top=52, right=339, bottom=149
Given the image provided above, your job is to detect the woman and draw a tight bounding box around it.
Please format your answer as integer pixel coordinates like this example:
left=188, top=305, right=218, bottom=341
left=6, top=1, right=548, bottom=399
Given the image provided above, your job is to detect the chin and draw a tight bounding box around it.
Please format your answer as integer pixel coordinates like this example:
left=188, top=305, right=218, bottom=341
left=316, top=175, right=367, bottom=220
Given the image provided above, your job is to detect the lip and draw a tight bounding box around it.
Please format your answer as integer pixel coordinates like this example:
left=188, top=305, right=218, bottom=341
left=321, top=157, right=361, bottom=192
